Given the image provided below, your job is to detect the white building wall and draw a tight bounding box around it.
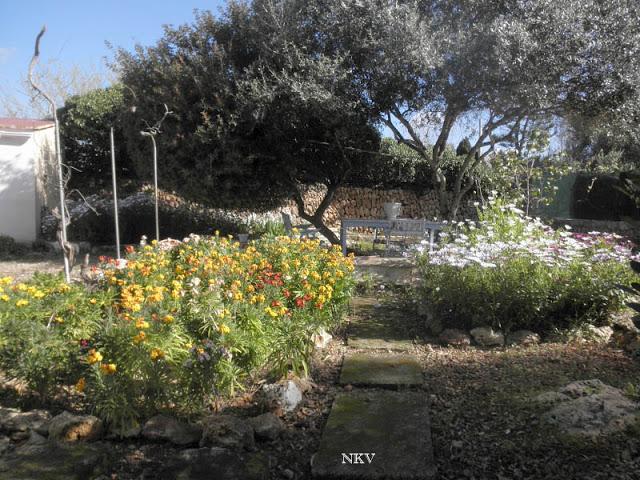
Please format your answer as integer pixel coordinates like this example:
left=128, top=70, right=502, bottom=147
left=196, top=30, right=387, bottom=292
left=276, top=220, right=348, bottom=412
left=0, top=128, right=54, bottom=242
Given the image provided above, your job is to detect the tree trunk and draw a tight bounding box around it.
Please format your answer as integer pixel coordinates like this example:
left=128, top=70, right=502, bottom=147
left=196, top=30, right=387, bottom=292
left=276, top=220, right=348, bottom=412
left=293, top=183, right=341, bottom=245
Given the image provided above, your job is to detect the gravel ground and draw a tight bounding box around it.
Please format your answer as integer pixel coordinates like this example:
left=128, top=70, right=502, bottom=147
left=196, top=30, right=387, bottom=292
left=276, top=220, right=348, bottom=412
left=0, top=252, right=70, bottom=282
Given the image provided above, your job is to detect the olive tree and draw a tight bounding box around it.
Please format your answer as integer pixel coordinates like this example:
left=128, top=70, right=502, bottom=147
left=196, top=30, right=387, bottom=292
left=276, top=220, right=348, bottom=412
left=310, top=0, right=640, bottom=218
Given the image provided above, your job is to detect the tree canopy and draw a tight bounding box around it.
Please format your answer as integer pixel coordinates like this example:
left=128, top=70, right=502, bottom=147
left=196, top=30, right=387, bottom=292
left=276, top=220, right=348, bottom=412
left=100, top=0, right=640, bottom=235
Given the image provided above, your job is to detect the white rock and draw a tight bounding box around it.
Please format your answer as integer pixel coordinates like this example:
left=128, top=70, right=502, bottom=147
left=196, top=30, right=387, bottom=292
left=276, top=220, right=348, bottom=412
left=506, top=330, right=541, bottom=346
left=311, top=328, right=332, bottom=349
left=470, top=326, right=504, bottom=346
left=48, top=411, right=103, bottom=443
left=0, top=408, right=51, bottom=436
left=439, top=329, right=471, bottom=346
left=584, top=325, right=613, bottom=343
left=540, top=379, right=640, bottom=437
left=261, top=380, right=303, bottom=413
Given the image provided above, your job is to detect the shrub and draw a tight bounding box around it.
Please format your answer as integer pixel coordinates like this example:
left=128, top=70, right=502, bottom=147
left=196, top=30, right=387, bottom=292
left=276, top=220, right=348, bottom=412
left=0, top=235, right=354, bottom=430
left=0, top=274, right=109, bottom=398
left=0, top=235, right=28, bottom=259
left=415, top=199, right=636, bottom=333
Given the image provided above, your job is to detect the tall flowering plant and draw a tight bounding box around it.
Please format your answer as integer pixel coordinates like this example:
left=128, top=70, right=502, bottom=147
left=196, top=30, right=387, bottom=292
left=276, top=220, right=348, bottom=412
left=414, top=199, right=636, bottom=333
left=0, top=234, right=354, bottom=431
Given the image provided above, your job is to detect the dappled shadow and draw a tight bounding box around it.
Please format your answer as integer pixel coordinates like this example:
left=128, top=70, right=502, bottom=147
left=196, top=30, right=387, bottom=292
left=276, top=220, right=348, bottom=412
left=419, top=342, right=640, bottom=479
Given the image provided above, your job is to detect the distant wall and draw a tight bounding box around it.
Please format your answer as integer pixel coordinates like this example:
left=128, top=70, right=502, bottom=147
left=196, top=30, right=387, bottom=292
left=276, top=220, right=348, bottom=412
left=288, top=185, right=477, bottom=226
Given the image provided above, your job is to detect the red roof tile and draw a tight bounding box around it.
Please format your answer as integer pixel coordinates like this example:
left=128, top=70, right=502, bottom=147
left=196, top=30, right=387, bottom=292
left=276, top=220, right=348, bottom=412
left=0, top=118, right=54, bottom=131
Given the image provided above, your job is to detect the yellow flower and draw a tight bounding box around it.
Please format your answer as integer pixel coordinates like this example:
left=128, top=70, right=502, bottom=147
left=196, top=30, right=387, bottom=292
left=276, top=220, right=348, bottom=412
left=150, top=348, right=165, bottom=361
left=55, top=316, right=64, bottom=324
left=87, top=349, right=103, bottom=365
left=217, top=323, right=231, bottom=335
left=100, top=363, right=117, bottom=375
left=163, top=314, right=174, bottom=324
left=133, top=331, right=146, bottom=344
left=15, top=299, right=29, bottom=308
left=75, top=377, right=85, bottom=393
left=89, top=298, right=97, bottom=304
left=135, top=318, right=150, bottom=329
left=0, top=276, right=13, bottom=286
left=0, top=295, right=9, bottom=302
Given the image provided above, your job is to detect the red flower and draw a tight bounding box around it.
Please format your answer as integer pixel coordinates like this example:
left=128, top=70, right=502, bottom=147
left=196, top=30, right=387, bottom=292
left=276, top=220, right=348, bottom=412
left=271, top=300, right=281, bottom=308
left=125, top=245, right=135, bottom=254
left=283, top=289, right=291, bottom=298
left=295, top=298, right=305, bottom=308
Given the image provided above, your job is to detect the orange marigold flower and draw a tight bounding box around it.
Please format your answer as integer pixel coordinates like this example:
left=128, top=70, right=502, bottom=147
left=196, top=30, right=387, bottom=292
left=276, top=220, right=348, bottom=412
left=75, top=377, right=86, bottom=392
left=100, top=363, right=117, bottom=375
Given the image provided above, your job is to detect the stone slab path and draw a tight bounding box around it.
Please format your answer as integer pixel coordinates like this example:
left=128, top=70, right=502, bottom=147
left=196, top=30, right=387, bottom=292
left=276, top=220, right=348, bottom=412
left=312, top=296, right=436, bottom=479
left=340, top=353, right=423, bottom=388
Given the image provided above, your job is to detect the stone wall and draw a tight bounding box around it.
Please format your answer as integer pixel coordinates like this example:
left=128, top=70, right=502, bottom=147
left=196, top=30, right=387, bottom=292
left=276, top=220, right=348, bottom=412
left=287, top=185, right=478, bottom=227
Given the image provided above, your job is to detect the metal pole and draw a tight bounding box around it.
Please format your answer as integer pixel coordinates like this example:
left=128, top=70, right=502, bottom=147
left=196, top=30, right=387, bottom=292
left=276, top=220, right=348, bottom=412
left=151, top=135, right=159, bottom=242
left=110, top=127, right=121, bottom=259
left=141, top=131, right=160, bottom=242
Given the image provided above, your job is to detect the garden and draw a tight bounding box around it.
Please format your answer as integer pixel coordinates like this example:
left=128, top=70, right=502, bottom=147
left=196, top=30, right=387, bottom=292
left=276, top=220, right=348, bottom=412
left=1, top=0, right=640, bottom=479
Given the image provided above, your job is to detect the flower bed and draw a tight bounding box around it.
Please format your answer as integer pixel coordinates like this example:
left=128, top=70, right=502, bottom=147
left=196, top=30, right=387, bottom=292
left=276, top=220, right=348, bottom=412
left=0, top=235, right=354, bottom=431
left=415, top=200, right=636, bottom=334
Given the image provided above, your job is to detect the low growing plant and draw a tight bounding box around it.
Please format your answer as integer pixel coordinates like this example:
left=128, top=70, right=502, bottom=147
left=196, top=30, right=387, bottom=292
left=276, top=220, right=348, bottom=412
left=414, top=200, right=636, bottom=333
left=0, top=234, right=355, bottom=429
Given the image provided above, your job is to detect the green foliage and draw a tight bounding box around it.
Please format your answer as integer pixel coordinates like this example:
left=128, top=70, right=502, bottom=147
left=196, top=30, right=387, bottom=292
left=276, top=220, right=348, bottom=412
left=0, top=274, right=109, bottom=398
left=483, top=126, right=574, bottom=215
left=416, top=202, right=634, bottom=333
left=250, top=220, right=286, bottom=238
left=59, top=84, right=134, bottom=187
left=621, top=260, right=640, bottom=332
left=0, top=235, right=28, bottom=259
left=0, top=237, right=355, bottom=429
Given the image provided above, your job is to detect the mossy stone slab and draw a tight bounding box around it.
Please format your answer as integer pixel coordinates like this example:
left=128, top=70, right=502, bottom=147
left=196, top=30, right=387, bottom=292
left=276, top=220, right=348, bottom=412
left=0, top=441, right=114, bottom=480
left=340, top=353, right=423, bottom=388
left=348, top=298, right=418, bottom=351
left=348, top=336, right=415, bottom=351
left=312, top=390, right=435, bottom=479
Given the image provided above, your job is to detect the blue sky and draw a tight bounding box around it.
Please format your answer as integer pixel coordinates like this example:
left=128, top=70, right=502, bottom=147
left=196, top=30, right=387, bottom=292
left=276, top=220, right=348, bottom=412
left=0, top=0, right=225, bottom=110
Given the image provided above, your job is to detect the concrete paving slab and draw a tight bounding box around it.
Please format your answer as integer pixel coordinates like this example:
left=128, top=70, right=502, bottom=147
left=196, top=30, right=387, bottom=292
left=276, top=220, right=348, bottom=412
left=340, top=353, right=423, bottom=388
left=312, top=390, right=435, bottom=479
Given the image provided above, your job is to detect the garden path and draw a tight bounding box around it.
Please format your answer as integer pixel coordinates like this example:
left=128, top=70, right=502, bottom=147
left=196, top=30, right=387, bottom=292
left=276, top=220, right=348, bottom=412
left=311, top=296, right=436, bottom=479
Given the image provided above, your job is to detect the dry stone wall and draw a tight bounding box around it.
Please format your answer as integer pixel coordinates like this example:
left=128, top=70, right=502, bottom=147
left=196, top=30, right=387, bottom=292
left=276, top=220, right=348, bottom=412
left=287, top=185, right=478, bottom=227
